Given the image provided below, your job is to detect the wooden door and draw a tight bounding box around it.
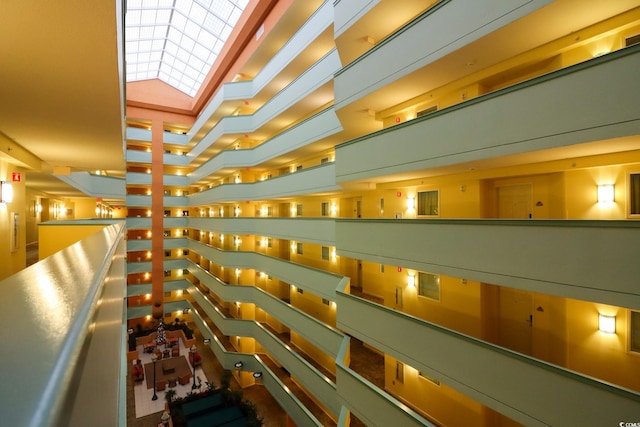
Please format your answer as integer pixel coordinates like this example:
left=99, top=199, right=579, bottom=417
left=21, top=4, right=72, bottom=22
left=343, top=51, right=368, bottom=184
left=497, top=184, right=532, bottom=218
left=497, top=287, right=533, bottom=355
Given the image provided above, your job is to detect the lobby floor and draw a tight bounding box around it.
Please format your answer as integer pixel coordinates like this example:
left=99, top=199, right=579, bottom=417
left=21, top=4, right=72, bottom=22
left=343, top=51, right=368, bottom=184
left=126, top=299, right=383, bottom=427
left=126, top=327, right=290, bottom=427
left=130, top=341, right=210, bottom=418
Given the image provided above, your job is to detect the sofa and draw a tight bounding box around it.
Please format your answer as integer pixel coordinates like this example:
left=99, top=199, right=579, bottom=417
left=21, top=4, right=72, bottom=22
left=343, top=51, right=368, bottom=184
left=132, top=359, right=144, bottom=382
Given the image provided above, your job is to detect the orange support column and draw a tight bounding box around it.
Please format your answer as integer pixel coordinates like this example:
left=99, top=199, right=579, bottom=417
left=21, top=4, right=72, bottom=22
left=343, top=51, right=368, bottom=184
left=151, top=119, right=165, bottom=319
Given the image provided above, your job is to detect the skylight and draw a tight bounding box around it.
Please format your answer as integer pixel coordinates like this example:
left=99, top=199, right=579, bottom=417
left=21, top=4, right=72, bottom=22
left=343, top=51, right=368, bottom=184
left=125, top=0, right=249, bottom=97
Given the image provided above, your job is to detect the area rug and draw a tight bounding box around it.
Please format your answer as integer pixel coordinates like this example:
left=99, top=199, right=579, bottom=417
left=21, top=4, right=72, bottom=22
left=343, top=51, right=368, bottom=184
left=144, top=355, right=192, bottom=389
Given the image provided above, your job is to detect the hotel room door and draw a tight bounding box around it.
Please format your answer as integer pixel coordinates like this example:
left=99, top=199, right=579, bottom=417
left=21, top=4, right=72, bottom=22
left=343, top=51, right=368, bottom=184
left=496, top=183, right=532, bottom=219
left=497, top=287, right=533, bottom=355
left=496, top=183, right=534, bottom=354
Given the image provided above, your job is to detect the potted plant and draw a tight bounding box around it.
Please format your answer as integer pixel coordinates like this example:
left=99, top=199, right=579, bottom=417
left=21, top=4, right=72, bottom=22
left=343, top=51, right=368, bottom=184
left=128, top=333, right=137, bottom=352
left=165, top=389, right=177, bottom=405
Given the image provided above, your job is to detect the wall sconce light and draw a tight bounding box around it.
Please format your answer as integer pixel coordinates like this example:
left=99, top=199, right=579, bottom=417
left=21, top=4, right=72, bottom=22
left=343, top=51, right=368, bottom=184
left=407, top=196, right=415, bottom=210
left=598, top=314, right=616, bottom=334
left=597, top=184, right=615, bottom=203
left=330, top=204, right=337, bottom=216
left=235, top=268, right=241, bottom=277
left=407, top=273, right=416, bottom=288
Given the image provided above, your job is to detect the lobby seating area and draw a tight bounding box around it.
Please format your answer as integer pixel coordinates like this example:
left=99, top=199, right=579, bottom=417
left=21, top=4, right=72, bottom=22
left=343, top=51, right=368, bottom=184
left=130, top=338, right=209, bottom=418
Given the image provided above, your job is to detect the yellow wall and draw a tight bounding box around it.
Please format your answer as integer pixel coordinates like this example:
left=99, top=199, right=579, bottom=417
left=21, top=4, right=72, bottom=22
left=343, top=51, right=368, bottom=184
left=565, top=300, right=639, bottom=392
left=38, top=224, right=108, bottom=260
left=564, top=165, right=629, bottom=219
left=72, top=198, right=99, bottom=219
left=25, top=188, right=45, bottom=245
left=384, top=356, right=490, bottom=427
left=0, top=160, right=26, bottom=280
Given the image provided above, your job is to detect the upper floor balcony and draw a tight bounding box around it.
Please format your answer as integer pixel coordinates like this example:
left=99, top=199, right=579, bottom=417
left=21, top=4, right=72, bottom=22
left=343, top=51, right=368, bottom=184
left=126, top=195, right=188, bottom=208
left=336, top=218, right=640, bottom=310
left=125, top=127, right=188, bottom=145
left=335, top=287, right=640, bottom=427
left=188, top=0, right=335, bottom=144
left=335, top=46, right=640, bottom=184
left=56, top=171, right=125, bottom=199
left=334, top=0, right=552, bottom=110
left=125, top=150, right=191, bottom=166
left=189, top=48, right=341, bottom=162
left=188, top=217, right=335, bottom=246
left=188, top=107, right=342, bottom=183
left=189, top=162, right=340, bottom=205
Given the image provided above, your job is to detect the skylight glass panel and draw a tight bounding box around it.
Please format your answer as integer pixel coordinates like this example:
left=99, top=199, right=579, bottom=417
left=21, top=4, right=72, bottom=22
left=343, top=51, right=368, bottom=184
left=126, top=0, right=249, bottom=97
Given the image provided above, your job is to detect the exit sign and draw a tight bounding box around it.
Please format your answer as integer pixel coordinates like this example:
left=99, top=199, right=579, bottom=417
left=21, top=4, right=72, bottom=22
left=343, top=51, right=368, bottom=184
left=11, top=172, right=21, bottom=182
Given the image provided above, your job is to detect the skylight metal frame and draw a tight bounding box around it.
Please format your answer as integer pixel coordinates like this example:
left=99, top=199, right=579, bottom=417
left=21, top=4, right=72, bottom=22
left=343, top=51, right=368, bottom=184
left=125, top=0, right=249, bottom=97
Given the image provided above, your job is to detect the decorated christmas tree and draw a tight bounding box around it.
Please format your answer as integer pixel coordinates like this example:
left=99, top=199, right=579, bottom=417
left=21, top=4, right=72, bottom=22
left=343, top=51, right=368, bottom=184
left=156, top=320, right=167, bottom=346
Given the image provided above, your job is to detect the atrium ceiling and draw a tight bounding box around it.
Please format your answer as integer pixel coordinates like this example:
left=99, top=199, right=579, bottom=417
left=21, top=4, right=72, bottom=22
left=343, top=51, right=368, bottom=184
left=125, top=0, right=249, bottom=97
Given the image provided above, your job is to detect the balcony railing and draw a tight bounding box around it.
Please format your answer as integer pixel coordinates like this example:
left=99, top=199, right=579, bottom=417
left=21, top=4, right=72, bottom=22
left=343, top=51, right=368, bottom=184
left=336, top=218, right=640, bottom=309
left=0, top=222, right=126, bottom=427
left=336, top=45, right=640, bottom=183
left=189, top=287, right=341, bottom=418
left=187, top=216, right=336, bottom=246
left=335, top=287, right=640, bottom=426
